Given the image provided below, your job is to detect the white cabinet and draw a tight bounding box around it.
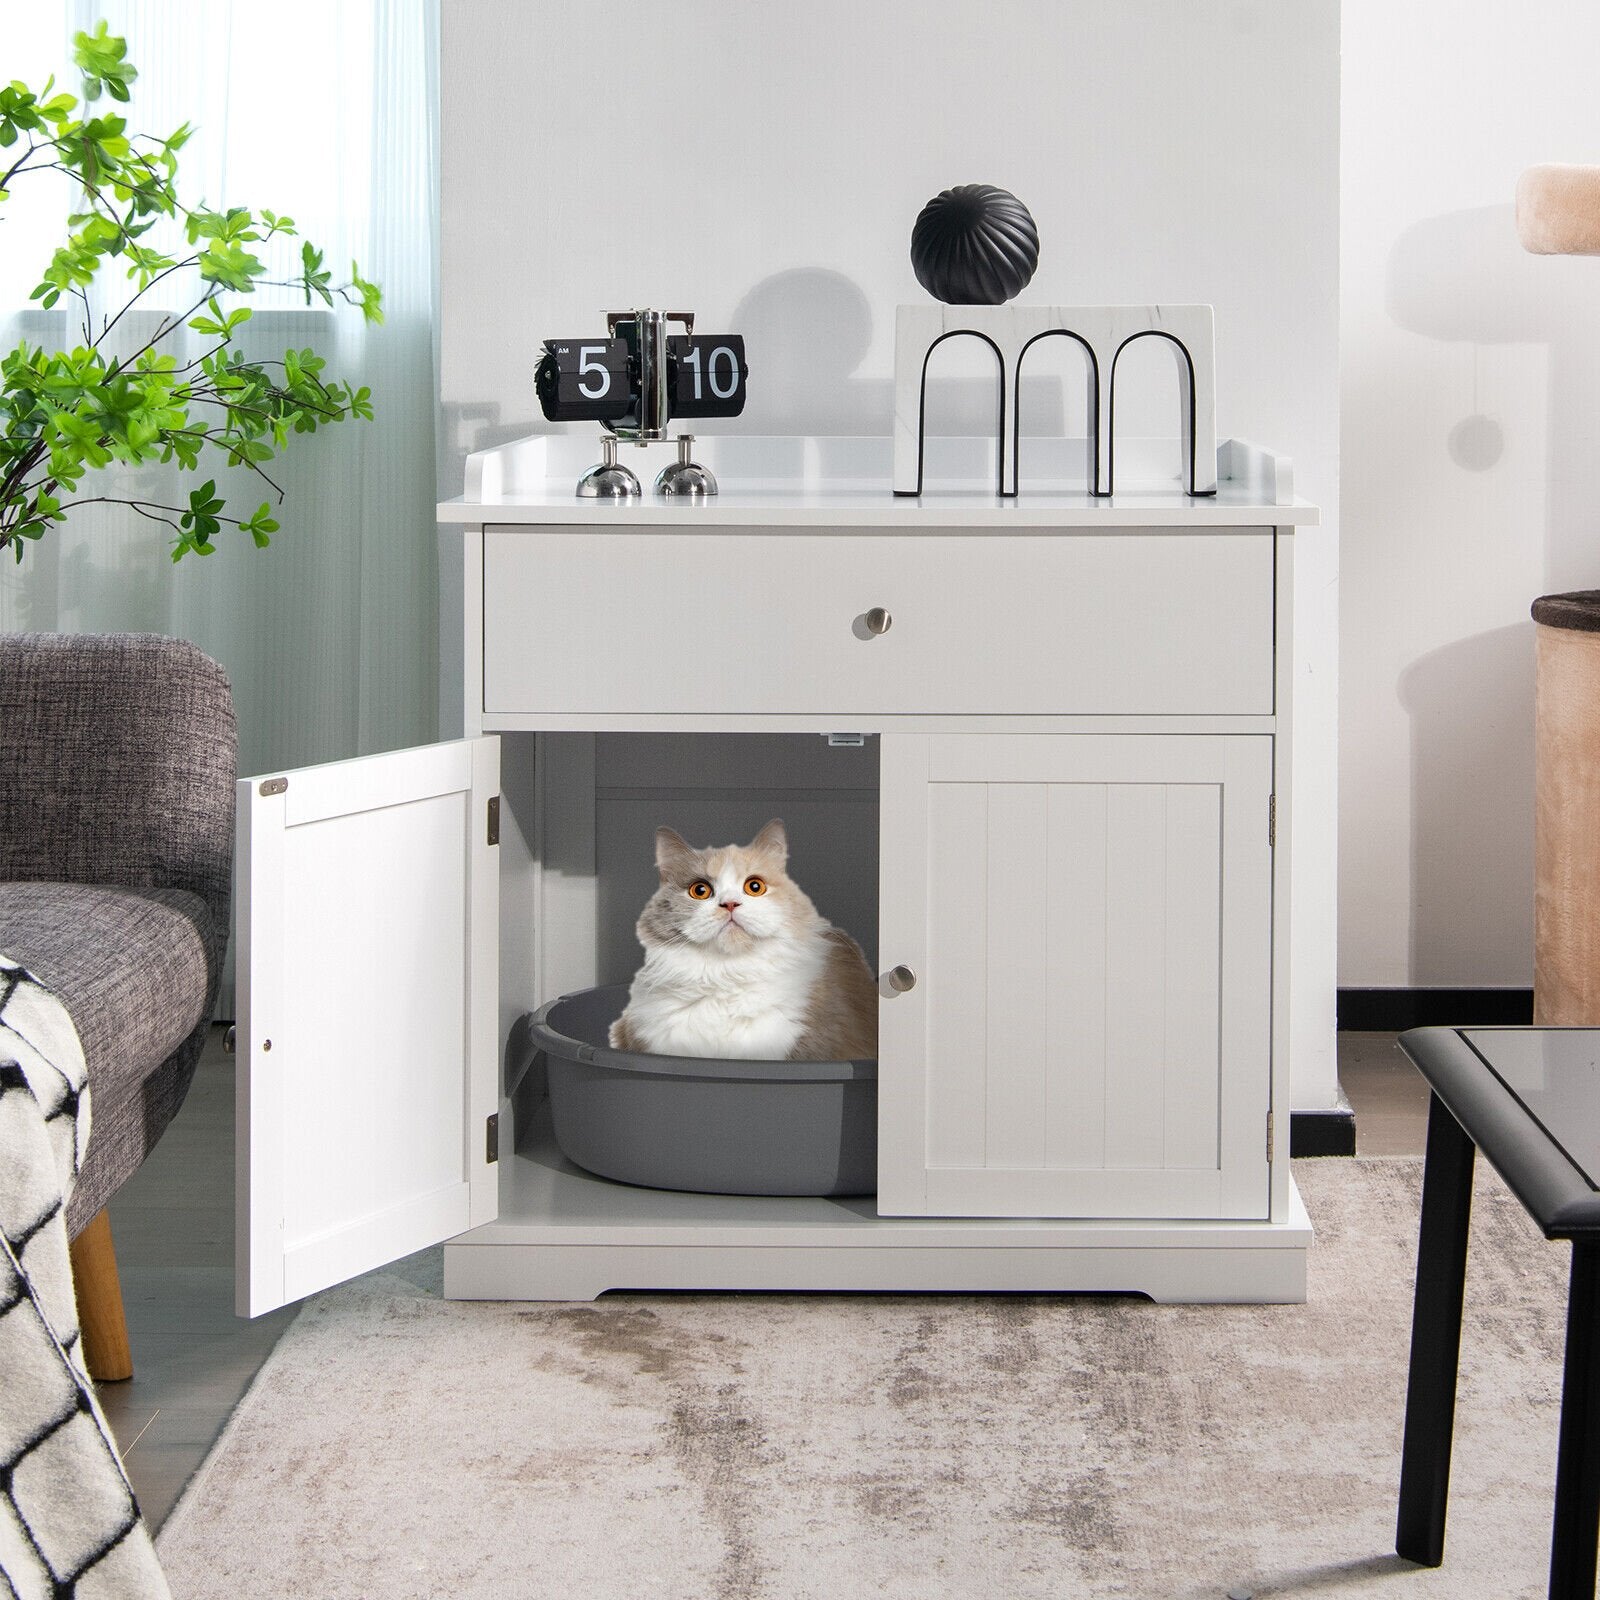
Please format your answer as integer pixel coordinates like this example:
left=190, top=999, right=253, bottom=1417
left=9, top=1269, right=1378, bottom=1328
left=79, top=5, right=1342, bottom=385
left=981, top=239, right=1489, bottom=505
left=237, top=437, right=1317, bottom=1311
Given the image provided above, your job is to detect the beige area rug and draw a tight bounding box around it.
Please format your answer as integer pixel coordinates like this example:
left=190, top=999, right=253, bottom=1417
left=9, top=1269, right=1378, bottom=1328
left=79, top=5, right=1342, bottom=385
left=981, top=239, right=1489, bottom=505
left=156, top=1160, right=1575, bottom=1599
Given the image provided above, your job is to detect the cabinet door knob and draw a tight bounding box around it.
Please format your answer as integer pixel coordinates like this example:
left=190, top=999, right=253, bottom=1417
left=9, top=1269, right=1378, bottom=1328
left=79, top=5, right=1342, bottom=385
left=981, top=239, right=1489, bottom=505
left=886, top=964, right=917, bottom=993
left=865, top=606, right=892, bottom=635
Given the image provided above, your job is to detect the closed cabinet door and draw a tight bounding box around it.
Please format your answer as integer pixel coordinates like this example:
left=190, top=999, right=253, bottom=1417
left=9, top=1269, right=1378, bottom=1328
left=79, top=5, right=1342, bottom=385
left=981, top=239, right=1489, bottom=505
left=877, top=733, right=1273, bottom=1220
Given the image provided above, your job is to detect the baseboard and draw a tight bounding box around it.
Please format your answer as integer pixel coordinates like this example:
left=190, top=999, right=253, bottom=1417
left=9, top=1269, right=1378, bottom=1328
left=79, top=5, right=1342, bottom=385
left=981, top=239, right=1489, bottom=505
left=1289, top=1108, right=1356, bottom=1158
left=1337, top=987, right=1533, bottom=1032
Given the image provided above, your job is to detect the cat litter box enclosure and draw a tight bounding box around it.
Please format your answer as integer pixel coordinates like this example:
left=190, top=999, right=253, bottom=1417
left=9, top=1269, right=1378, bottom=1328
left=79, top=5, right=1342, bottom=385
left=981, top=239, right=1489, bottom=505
left=227, top=435, right=1319, bottom=1318
left=530, top=985, right=878, bottom=1197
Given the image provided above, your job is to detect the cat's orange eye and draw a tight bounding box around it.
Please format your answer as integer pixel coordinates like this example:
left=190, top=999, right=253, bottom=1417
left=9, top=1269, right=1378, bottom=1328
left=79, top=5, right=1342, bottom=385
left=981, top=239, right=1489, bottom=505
left=688, top=880, right=714, bottom=900
left=744, top=876, right=767, bottom=896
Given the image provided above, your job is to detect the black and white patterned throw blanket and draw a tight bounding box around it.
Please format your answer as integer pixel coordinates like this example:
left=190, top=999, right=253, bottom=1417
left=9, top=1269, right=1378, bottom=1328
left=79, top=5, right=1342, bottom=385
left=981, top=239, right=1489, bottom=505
left=0, top=959, right=169, bottom=1599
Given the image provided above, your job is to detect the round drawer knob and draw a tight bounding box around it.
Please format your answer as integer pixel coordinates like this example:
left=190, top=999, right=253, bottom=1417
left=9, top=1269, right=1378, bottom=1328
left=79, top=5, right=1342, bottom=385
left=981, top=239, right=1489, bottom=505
left=865, top=607, right=892, bottom=636
left=886, top=964, right=917, bottom=993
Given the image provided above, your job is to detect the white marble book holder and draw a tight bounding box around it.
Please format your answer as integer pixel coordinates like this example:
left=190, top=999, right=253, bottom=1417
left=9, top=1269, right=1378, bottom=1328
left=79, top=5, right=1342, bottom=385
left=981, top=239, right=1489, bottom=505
left=892, top=303, right=1217, bottom=498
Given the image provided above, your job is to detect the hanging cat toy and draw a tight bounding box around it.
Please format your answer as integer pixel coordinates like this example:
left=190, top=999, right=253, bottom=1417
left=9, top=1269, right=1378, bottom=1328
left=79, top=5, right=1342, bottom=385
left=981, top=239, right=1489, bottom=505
left=536, top=309, right=749, bottom=499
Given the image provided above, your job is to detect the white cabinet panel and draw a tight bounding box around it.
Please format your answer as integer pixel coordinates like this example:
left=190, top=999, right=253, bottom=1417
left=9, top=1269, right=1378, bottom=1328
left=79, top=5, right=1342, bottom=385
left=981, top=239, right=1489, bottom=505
left=483, top=529, right=1273, bottom=719
left=878, top=733, right=1272, bottom=1220
left=236, top=738, right=500, bottom=1315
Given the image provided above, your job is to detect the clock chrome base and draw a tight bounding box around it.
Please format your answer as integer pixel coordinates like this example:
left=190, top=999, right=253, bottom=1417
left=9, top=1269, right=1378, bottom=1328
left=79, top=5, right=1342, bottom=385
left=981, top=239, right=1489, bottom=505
left=654, top=434, right=717, bottom=498
left=576, top=436, right=642, bottom=499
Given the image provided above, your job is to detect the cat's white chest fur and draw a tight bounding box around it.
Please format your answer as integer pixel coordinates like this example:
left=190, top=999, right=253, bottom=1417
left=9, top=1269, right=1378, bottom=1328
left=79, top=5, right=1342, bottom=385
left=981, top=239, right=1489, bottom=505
left=621, top=936, right=826, bottom=1059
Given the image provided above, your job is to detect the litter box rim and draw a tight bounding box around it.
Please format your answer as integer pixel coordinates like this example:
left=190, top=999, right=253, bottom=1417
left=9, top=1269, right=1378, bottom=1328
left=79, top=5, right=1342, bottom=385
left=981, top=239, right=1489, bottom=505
left=528, top=984, right=878, bottom=1084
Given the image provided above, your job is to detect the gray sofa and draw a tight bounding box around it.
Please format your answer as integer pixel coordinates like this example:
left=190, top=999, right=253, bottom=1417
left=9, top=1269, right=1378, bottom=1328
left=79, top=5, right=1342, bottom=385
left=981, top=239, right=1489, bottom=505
left=0, top=632, right=236, bottom=1377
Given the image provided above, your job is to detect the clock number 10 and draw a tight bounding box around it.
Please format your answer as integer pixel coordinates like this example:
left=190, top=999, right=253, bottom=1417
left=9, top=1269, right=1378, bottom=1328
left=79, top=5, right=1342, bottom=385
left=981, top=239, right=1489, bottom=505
left=667, top=333, right=747, bottom=417
left=681, top=344, right=741, bottom=402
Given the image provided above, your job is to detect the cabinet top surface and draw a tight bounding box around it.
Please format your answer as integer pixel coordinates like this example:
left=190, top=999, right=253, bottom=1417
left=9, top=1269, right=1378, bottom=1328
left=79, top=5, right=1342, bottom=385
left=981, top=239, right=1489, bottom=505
left=438, top=435, right=1318, bottom=529
left=440, top=484, right=1315, bottom=529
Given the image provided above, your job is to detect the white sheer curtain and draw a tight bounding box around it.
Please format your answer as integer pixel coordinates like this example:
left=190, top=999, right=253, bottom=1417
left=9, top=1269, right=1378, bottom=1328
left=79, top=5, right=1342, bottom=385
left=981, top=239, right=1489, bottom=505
left=0, top=0, right=441, bottom=776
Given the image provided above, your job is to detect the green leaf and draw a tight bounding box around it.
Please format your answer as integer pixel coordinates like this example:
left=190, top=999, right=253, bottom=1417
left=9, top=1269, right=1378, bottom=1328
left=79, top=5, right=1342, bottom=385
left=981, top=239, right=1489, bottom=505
left=243, top=501, right=279, bottom=548
left=197, top=240, right=266, bottom=292
left=73, top=23, right=137, bottom=105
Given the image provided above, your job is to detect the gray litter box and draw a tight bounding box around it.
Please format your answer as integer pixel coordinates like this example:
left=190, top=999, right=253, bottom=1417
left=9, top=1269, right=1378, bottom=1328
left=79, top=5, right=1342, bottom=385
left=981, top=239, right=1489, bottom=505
left=529, top=984, right=877, bottom=1197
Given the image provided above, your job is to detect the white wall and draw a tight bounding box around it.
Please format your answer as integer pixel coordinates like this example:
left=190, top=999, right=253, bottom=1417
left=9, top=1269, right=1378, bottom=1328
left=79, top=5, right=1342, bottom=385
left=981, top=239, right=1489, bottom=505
left=440, top=1, right=1342, bottom=1107
left=1341, top=0, right=1600, bottom=988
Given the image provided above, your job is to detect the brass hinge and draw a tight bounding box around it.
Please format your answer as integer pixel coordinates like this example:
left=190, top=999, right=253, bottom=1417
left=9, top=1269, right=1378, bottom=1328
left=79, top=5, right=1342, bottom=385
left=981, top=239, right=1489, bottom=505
left=1266, top=1110, right=1275, bottom=1159
left=485, top=1112, right=500, bottom=1164
left=1268, top=794, right=1276, bottom=848
left=259, top=776, right=288, bottom=797
left=487, top=795, right=500, bottom=846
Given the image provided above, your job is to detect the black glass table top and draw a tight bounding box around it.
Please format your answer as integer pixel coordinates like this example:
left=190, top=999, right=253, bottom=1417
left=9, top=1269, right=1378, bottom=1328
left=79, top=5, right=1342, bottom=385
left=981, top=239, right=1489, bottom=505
left=1461, top=1029, right=1600, bottom=1190
left=1397, top=1026, right=1600, bottom=1237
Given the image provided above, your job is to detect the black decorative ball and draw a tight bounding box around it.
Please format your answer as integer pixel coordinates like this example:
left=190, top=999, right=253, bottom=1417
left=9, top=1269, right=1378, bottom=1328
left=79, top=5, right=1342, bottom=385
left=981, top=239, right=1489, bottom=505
left=910, top=185, right=1040, bottom=305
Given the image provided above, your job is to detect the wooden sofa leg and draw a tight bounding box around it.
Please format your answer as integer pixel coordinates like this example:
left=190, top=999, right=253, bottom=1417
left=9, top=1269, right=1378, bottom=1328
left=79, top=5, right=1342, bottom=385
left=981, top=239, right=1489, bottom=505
left=69, top=1209, right=133, bottom=1382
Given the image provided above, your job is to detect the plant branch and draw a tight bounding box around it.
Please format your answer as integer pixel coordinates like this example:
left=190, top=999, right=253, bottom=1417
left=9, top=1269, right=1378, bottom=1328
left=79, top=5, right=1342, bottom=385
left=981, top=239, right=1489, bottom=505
left=38, top=162, right=158, bottom=257
left=155, top=425, right=288, bottom=499
left=183, top=383, right=344, bottom=426
left=118, top=291, right=212, bottom=371
left=0, top=438, right=48, bottom=515
left=95, top=254, right=200, bottom=350
left=57, top=493, right=261, bottom=535
left=1, top=137, right=54, bottom=193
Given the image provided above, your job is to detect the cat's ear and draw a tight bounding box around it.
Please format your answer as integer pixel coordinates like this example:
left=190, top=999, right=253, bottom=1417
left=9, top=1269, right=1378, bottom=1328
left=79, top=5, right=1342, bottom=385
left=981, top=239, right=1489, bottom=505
left=748, top=818, right=788, bottom=866
left=655, top=826, right=698, bottom=881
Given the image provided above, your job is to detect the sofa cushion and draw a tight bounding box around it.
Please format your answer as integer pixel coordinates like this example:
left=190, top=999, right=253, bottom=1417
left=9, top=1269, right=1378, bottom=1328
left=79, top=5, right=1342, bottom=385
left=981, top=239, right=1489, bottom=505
left=0, top=883, right=212, bottom=1096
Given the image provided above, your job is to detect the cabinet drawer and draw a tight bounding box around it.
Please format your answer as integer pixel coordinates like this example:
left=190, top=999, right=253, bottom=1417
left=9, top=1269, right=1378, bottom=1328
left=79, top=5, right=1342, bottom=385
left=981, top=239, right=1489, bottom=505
left=482, top=529, right=1274, bottom=718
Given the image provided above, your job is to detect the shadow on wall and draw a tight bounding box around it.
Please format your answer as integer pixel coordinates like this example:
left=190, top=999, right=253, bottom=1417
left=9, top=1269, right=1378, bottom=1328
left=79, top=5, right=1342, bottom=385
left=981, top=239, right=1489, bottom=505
left=1387, top=203, right=1600, bottom=592
left=437, top=270, right=886, bottom=474
left=438, top=266, right=1083, bottom=473
left=732, top=269, right=884, bottom=434
left=438, top=401, right=524, bottom=500
left=1399, top=623, right=1535, bottom=985
left=729, top=268, right=1070, bottom=439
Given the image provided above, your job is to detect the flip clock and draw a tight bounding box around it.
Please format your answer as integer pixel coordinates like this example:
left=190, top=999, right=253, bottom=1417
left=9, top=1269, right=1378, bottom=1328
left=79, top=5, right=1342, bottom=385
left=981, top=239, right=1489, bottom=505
left=536, top=310, right=748, bottom=498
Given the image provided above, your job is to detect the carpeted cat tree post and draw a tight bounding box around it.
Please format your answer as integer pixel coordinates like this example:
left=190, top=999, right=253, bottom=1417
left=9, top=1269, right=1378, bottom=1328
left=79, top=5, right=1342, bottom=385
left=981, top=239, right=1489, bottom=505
left=1523, top=167, right=1600, bottom=1023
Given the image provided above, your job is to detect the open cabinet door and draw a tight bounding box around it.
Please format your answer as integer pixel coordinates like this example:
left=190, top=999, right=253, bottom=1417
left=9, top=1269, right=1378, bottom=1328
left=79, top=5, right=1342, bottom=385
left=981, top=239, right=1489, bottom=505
left=235, top=738, right=500, bottom=1316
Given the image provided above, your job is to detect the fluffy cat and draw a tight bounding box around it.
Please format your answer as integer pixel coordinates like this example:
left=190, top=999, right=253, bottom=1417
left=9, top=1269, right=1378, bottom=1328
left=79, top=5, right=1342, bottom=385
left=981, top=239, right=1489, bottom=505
left=609, top=819, right=878, bottom=1061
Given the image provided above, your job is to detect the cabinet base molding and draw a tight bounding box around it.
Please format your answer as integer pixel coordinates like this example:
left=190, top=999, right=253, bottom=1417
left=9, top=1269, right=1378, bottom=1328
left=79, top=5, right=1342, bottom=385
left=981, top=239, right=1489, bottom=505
left=442, top=1137, right=1312, bottom=1306
left=445, top=1238, right=1309, bottom=1306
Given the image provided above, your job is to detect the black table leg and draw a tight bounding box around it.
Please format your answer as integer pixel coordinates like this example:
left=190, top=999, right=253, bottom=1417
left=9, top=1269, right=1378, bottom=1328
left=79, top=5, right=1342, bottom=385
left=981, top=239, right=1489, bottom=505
left=1397, top=1091, right=1476, bottom=1567
left=1549, top=1242, right=1600, bottom=1599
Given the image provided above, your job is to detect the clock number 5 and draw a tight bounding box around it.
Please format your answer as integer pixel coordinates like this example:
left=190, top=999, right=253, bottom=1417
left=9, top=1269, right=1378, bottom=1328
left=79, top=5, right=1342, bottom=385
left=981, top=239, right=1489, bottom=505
left=577, top=345, right=610, bottom=399
left=683, top=344, right=740, bottom=401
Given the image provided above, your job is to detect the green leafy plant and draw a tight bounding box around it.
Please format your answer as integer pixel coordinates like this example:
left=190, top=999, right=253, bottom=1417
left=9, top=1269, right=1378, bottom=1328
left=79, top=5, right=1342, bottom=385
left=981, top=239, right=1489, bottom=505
left=0, top=22, right=382, bottom=561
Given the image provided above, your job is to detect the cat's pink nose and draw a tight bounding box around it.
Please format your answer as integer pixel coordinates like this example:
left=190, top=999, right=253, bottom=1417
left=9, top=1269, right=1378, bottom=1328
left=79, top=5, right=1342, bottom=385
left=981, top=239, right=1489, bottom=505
left=719, top=898, right=742, bottom=911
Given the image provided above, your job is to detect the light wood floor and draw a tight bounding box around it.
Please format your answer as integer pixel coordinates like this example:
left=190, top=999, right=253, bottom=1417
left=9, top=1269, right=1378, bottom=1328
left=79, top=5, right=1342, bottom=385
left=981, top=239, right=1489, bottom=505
left=98, top=1025, right=1431, bottom=1531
